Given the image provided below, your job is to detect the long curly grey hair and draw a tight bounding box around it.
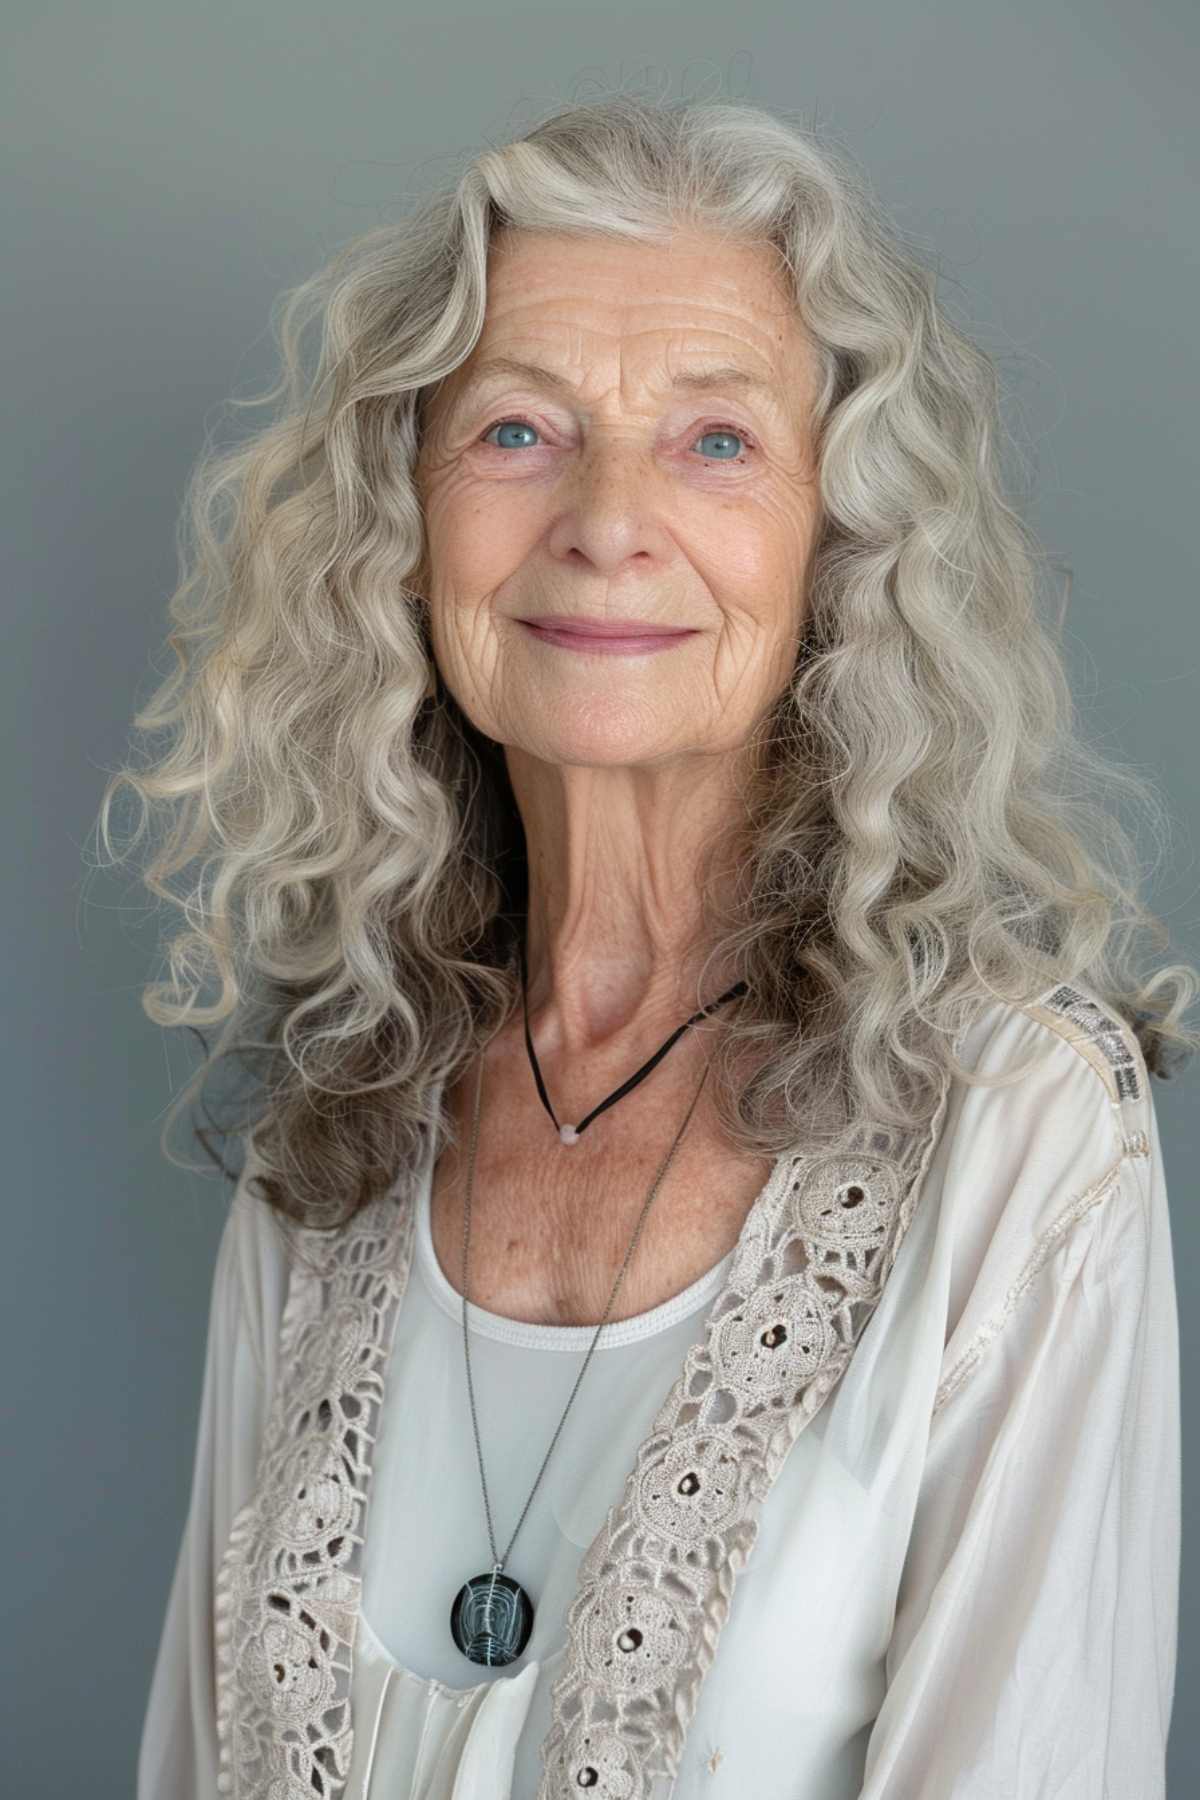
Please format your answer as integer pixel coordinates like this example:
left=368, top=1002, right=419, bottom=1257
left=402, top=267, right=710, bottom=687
left=95, top=92, right=1199, bottom=1230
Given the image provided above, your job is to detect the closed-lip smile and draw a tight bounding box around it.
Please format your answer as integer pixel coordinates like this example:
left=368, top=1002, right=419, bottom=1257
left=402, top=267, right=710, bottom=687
left=518, top=614, right=692, bottom=638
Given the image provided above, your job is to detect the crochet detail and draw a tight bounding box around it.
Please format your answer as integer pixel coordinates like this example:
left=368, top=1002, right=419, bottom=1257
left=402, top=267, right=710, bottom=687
left=212, top=1091, right=951, bottom=1797
left=213, top=1192, right=417, bottom=1797
left=535, top=1107, right=948, bottom=1798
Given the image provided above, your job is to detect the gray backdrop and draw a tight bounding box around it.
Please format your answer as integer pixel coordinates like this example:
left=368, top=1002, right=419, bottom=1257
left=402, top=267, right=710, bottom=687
left=5, top=2, right=1196, bottom=1792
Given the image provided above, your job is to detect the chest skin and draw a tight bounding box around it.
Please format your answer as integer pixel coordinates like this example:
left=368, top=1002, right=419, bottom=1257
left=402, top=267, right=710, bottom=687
left=427, top=1028, right=775, bottom=1329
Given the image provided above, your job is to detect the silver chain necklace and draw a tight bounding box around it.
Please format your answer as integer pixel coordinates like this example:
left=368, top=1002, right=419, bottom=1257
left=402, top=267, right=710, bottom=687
left=448, top=945, right=748, bottom=1668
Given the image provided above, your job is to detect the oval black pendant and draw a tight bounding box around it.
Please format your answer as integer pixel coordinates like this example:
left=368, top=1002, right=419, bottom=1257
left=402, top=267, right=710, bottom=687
left=450, top=1569, right=535, bottom=1666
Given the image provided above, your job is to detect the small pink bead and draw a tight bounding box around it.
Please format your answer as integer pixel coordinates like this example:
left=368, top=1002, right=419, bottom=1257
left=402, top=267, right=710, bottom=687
left=559, top=1124, right=580, bottom=1145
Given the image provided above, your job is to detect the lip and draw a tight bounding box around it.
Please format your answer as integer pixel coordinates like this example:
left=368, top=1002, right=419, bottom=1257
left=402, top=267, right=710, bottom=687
left=519, top=619, right=697, bottom=657
left=519, top=614, right=692, bottom=638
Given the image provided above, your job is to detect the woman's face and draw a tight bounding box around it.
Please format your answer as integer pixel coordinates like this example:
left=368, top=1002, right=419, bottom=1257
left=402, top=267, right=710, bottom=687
left=414, top=224, right=823, bottom=771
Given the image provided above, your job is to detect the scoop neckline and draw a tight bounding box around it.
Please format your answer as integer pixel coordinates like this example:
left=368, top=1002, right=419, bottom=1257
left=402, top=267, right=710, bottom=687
left=413, top=1147, right=735, bottom=1352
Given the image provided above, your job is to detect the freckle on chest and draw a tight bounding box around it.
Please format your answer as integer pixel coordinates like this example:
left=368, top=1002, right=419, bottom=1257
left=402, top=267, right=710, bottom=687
left=430, top=1131, right=770, bottom=1328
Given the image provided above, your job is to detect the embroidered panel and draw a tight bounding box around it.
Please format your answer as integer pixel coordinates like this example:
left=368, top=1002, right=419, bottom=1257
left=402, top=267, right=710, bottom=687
left=1030, top=983, right=1144, bottom=1107
left=213, top=1190, right=417, bottom=1797
left=535, top=1090, right=950, bottom=1799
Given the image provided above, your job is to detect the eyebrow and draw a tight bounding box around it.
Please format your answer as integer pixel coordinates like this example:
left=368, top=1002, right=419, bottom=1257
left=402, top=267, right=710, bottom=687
left=448, top=355, right=783, bottom=414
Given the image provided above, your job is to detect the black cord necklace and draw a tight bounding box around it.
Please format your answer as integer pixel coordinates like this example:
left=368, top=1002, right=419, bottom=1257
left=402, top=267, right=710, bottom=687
left=516, top=931, right=749, bottom=1144
left=448, top=940, right=750, bottom=1667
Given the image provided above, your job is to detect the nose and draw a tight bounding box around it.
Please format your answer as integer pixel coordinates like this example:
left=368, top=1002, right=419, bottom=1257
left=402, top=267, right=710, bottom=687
left=546, top=431, right=670, bottom=574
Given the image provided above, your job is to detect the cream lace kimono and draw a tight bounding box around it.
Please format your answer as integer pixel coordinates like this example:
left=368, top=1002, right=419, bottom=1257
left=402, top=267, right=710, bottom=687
left=137, top=982, right=1180, bottom=1798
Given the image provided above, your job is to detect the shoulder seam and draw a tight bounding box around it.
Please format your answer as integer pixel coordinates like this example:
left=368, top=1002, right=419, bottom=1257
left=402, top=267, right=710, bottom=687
left=1014, top=981, right=1149, bottom=1120
left=932, top=1147, right=1137, bottom=1415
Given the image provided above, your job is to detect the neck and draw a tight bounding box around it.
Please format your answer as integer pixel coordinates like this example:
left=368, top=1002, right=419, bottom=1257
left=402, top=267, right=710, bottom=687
left=503, top=745, right=749, bottom=1062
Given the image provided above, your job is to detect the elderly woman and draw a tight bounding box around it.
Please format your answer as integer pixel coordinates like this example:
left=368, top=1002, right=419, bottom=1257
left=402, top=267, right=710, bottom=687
left=121, top=97, right=1191, bottom=1799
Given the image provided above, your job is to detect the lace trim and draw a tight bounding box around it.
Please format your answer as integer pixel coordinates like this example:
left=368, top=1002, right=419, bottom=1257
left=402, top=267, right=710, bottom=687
left=212, top=1084, right=951, bottom=1797
left=534, top=1095, right=950, bottom=1799
left=214, top=1189, right=417, bottom=1797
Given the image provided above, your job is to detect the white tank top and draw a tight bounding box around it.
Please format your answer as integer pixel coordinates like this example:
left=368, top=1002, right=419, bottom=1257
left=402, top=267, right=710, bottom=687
left=359, top=1127, right=737, bottom=1692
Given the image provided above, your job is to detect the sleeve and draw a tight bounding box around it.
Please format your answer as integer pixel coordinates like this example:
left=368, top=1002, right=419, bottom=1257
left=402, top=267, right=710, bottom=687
left=857, top=1088, right=1181, bottom=1798
left=137, top=1171, right=287, bottom=1800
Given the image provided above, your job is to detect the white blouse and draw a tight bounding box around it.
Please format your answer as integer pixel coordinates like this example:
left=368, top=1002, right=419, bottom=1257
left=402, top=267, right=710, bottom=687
left=137, top=981, right=1181, bottom=1798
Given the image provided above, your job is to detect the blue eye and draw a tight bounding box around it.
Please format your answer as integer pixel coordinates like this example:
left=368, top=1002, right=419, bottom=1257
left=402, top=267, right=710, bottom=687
left=692, top=425, right=748, bottom=461
left=482, top=419, right=541, bottom=450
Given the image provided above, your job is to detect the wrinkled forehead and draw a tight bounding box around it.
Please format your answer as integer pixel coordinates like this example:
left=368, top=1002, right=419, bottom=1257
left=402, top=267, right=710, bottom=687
left=434, top=225, right=809, bottom=402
